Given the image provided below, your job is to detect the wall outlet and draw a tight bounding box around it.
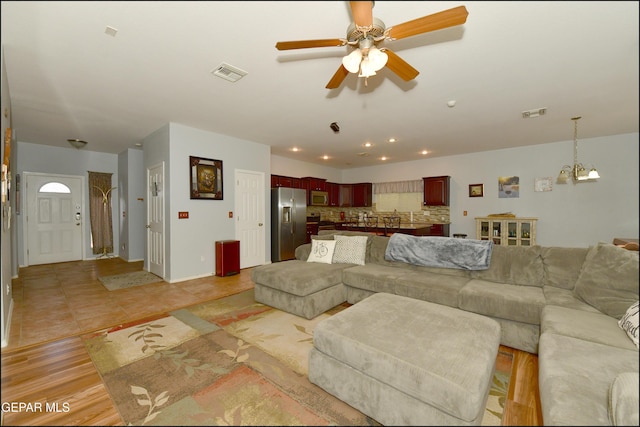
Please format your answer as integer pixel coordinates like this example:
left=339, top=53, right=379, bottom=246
left=200, top=256, right=205, bottom=262
left=424, top=210, right=430, bottom=216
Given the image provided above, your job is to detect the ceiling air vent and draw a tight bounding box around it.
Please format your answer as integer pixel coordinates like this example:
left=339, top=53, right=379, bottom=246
left=521, top=107, right=547, bottom=118
left=212, top=63, right=248, bottom=82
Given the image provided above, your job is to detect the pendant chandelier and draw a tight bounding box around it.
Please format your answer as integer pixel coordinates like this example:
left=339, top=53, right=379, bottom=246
left=557, top=116, right=600, bottom=184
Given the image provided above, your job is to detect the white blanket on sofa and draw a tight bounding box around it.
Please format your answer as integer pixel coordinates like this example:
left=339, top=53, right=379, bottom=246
left=384, top=234, right=493, bottom=270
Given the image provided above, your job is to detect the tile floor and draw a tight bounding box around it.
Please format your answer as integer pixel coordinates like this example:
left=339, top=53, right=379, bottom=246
left=4, top=258, right=255, bottom=352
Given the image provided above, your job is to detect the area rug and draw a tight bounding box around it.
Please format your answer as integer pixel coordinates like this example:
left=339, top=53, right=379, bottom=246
left=83, top=290, right=512, bottom=426
left=99, top=271, right=163, bottom=291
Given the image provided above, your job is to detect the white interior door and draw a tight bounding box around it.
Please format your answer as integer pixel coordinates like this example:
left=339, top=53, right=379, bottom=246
left=235, top=169, right=265, bottom=268
left=25, top=173, right=83, bottom=265
left=147, top=163, right=165, bottom=277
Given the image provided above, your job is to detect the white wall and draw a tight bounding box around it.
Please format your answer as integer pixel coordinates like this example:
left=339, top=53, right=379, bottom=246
left=271, top=155, right=342, bottom=182
left=144, top=123, right=271, bottom=282
left=118, top=148, right=145, bottom=261
left=339, top=133, right=639, bottom=247
left=1, top=45, right=14, bottom=347
left=16, top=142, right=120, bottom=264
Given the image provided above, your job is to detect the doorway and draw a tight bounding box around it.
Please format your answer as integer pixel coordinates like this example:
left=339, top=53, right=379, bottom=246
left=146, top=162, right=165, bottom=278
left=24, top=172, right=84, bottom=265
left=234, top=169, right=266, bottom=268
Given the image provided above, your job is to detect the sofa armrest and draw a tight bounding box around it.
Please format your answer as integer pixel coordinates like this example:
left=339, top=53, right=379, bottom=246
left=295, top=243, right=311, bottom=261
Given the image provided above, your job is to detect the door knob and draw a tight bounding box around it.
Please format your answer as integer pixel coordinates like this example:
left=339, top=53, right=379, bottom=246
left=145, top=225, right=151, bottom=228
left=259, top=223, right=263, bottom=226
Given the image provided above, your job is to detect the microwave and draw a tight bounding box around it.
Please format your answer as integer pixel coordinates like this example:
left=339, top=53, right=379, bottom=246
left=310, top=190, right=329, bottom=206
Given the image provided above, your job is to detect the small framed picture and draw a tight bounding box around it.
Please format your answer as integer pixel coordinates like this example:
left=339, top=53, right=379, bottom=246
left=469, top=183, right=484, bottom=197
left=534, top=177, right=553, bottom=192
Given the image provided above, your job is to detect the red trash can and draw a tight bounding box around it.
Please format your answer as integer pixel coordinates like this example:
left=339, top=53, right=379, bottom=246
left=215, top=240, right=240, bottom=276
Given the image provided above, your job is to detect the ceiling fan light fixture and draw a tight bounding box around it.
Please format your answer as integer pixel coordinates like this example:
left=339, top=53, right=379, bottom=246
left=358, top=57, right=377, bottom=78
left=342, top=48, right=362, bottom=73
left=367, top=46, right=388, bottom=70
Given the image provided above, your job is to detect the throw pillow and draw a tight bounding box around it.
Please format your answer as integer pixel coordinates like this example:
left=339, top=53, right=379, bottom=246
left=306, top=239, right=336, bottom=264
left=573, top=242, right=639, bottom=319
left=333, top=235, right=368, bottom=265
left=617, top=301, right=639, bottom=348
left=608, top=372, right=640, bottom=426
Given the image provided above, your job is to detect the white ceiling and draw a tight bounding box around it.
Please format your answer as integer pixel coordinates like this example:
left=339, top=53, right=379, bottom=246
left=1, top=1, right=638, bottom=169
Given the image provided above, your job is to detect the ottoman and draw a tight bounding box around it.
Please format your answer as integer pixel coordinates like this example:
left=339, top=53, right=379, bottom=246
left=251, top=260, right=351, bottom=319
left=308, top=293, right=501, bottom=426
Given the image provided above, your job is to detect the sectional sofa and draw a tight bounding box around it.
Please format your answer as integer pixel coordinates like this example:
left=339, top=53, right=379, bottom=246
left=251, top=231, right=639, bottom=426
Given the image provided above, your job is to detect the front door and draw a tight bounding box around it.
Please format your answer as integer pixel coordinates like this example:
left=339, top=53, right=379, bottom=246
left=146, top=162, right=165, bottom=278
left=25, top=173, right=84, bottom=265
left=235, top=169, right=265, bottom=268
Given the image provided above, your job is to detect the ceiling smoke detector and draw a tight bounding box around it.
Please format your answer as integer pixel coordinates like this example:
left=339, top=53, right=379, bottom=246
left=522, top=107, right=547, bottom=118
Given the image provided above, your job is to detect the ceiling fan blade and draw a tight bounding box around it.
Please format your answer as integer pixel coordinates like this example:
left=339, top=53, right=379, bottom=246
left=387, top=5, right=469, bottom=41
left=350, top=1, right=373, bottom=29
left=383, top=49, right=419, bottom=81
left=326, top=64, right=350, bottom=89
left=275, top=39, right=346, bottom=50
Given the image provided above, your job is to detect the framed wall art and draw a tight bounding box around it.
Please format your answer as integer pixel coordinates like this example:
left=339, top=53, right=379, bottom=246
left=469, top=183, right=484, bottom=197
left=534, top=177, right=553, bottom=192
left=190, top=156, right=223, bottom=200
left=498, top=176, right=519, bottom=198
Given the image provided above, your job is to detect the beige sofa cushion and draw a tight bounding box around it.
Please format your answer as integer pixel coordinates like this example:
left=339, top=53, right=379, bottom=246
left=541, top=246, right=589, bottom=290
left=573, top=243, right=639, bottom=319
left=470, top=244, right=543, bottom=287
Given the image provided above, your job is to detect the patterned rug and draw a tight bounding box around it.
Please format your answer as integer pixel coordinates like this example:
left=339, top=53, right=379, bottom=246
left=82, top=290, right=512, bottom=426
left=99, top=271, right=163, bottom=291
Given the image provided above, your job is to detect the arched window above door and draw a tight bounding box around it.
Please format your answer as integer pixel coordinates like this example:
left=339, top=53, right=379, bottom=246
left=39, top=182, right=71, bottom=193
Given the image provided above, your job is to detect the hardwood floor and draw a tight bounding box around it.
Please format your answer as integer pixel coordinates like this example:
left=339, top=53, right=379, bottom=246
left=1, top=258, right=542, bottom=426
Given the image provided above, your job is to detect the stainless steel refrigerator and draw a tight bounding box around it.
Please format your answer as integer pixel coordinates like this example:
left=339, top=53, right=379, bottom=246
left=271, top=187, right=307, bottom=262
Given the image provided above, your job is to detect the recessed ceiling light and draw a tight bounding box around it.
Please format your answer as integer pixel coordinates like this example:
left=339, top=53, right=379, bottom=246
left=362, top=142, right=374, bottom=148
left=387, top=138, right=397, bottom=144
left=291, top=147, right=300, bottom=152
left=380, top=156, right=388, bottom=161
left=322, top=155, right=330, bottom=160
left=420, top=150, right=429, bottom=155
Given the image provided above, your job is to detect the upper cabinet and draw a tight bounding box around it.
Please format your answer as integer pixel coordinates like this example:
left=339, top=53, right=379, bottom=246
left=337, top=183, right=372, bottom=207
left=301, top=177, right=326, bottom=192
left=352, top=183, right=372, bottom=207
left=271, top=174, right=301, bottom=188
left=423, top=176, right=450, bottom=206
left=326, top=182, right=340, bottom=207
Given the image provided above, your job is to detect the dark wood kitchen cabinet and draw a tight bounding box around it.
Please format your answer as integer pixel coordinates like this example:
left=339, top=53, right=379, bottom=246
left=326, top=182, right=340, bottom=207
left=352, top=183, right=372, bottom=207
left=301, top=177, right=326, bottom=192
left=423, top=176, right=450, bottom=206
left=271, top=175, right=301, bottom=189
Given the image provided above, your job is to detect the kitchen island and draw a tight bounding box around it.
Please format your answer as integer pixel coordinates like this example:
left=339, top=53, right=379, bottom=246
left=335, top=221, right=449, bottom=237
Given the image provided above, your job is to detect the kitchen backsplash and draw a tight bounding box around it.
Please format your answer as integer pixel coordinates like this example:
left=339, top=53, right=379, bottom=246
left=307, top=205, right=450, bottom=224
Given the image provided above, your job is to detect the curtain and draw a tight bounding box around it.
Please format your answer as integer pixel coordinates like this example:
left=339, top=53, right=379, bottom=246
left=88, top=171, right=115, bottom=255
left=373, top=180, right=423, bottom=194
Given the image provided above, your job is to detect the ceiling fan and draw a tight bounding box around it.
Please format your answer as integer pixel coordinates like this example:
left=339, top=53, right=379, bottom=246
left=275, top=2, right=469, bottom=89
